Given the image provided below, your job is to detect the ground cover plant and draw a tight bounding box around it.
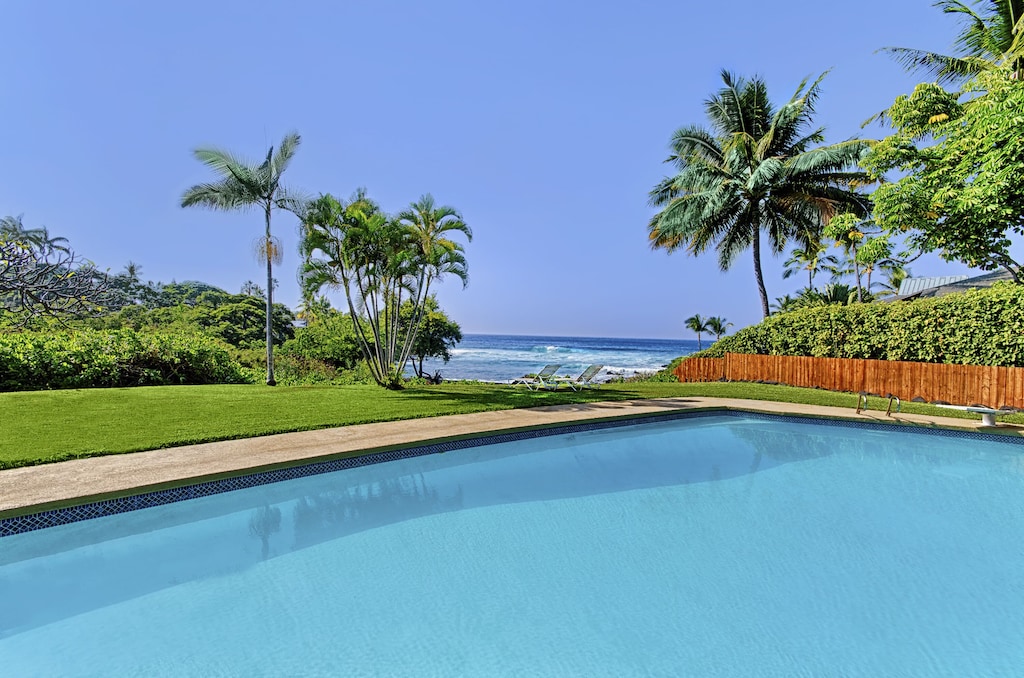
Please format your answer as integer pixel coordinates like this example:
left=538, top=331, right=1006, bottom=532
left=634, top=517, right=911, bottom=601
left=2, top=381, right=1020, bottom=470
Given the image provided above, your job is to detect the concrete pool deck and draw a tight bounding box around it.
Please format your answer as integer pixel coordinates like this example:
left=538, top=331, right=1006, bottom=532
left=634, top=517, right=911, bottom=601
left=2, top=397, right=1023, bottom=519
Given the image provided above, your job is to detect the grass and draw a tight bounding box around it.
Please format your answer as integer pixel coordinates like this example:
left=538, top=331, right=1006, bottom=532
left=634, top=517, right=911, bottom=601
left=3, top=380, right=1022, bottom=470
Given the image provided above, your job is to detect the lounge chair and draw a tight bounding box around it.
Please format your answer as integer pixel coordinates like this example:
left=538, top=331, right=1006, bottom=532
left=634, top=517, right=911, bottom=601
left=547, top=364, right=604, bottom=391
left=510, top=364, right=562, bottom=390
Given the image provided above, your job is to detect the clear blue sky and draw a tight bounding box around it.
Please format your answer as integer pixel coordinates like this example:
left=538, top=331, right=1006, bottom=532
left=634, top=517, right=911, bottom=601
left=3, top=0, right=1017, bottom=339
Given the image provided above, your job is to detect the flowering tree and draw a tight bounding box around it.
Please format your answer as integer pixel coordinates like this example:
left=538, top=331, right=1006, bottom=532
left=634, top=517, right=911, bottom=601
left=863, top=66, right=1024, bottom=282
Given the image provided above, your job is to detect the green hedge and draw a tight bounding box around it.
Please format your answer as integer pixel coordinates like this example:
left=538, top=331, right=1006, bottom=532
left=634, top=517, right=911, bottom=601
left=689, top=282, right=1024, bottom=366
left=0, top=329, right=249, bottom=391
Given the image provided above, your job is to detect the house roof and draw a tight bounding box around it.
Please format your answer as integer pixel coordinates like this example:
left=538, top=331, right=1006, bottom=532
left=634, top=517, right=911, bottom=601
left=893, top=270, right=1015, bottom=301
left=897, top=275, right=969, bottom=296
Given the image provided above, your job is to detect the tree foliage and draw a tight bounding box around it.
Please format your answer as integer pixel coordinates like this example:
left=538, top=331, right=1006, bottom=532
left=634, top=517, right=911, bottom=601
left=84, top=284, right=295, bottom=348
left=648, top=71, right=872, bottom=317
left=863, top=67, right=1024, bottom=281
left=279, top=312, right=363, bottom=371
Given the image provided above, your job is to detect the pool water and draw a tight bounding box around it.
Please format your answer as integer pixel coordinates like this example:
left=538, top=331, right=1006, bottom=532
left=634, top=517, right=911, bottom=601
left=2, top=414, right=1023, bottom=676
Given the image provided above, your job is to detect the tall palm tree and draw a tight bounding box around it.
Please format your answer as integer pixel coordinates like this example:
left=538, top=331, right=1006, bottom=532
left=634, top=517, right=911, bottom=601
left=394, top=194, right=471, bottom=367
left=648, top=71, right=871, bottom=318
left=181, top=132, right=302, bottom=385
left=706, top=316, right=733, bottom=342
left=685, top=313, right=711, bottom=351
left=881, top=1, right=1024, bottom=84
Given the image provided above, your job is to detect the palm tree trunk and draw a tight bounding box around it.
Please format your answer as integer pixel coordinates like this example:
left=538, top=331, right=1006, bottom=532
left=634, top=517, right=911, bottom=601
left=264, top=204, right=276, bottom=386
left=752, top=226, right=770, bottom=318
left=852, top=245, right=863, bottom=303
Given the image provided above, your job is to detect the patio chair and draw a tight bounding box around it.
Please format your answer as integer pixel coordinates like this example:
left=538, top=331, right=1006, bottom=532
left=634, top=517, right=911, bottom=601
left=547, top=364, right=604, bottom=391
left=510, top=364, right=562, bottom=390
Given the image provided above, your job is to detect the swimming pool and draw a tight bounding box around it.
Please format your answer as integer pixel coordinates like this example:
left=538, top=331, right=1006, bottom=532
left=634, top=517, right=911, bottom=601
left=1, top=412, right=1023, bottom=676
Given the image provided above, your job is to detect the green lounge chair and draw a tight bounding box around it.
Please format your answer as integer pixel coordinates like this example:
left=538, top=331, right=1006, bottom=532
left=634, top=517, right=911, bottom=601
left=511, top=364, right=562, bottom=390
left=547, top=364, right=604, bottom=391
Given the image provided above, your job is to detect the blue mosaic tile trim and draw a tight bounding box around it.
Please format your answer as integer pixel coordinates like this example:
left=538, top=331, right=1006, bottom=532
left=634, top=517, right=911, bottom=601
left=2, top=408, right=1021, bottom=538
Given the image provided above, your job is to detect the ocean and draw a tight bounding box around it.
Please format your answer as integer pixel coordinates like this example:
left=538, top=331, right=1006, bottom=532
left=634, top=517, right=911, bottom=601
left=415, top=334, right=701, bottom=382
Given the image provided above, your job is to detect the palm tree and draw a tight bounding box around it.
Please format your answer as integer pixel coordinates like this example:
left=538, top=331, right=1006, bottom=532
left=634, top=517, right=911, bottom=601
left=771, top=294, right=803, bottom=313
left=706, top=316, right=733, bottom=342
left=648, top=71, right=871, bottom=318
left=181, top=132, right=302, bottom=385
left=240, top=280, right=266, bottom=299
left=799, top=283, right=859, bottom=307
left=122, top=261, right=143, bottom=286
left=297, top=294, right=333, bottom=323
left=0, top=215, right=70, bottom=253
left=685, top=313, right=711, bottom=350
left=782, top=242, right=839, bottom=291
left=872, top=266, right=911, bottom=297
left=881, top=1, right=1024, bottom=84
left=301, top=192, right=399, bottom=386
left=394, top=194, right=471, bottom=368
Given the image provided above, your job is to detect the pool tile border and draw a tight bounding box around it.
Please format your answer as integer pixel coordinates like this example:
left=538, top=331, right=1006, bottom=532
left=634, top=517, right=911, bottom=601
left=2, top=408, right=1022, bottom=538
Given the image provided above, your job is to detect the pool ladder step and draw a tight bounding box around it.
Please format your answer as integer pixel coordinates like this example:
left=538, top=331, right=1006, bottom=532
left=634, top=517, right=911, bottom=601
left=855, top=392, right=901, bottom=416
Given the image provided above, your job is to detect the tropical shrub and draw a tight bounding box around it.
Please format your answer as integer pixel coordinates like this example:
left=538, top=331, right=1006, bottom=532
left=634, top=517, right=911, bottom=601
left=0, top=329, right=249, bottom=391
left=399, top=296, right=462, bottom=379
left=684, top=283, right=1024, bottom=367
left=279, top=313, right=363, bottom=370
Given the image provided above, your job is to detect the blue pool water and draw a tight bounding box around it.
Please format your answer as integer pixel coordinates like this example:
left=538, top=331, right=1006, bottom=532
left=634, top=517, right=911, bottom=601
left=2, top=414, right=1024, bottom=676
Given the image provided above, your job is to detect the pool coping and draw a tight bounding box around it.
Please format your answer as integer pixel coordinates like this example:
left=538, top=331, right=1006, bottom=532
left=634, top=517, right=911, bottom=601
left=2, top=396, right=1023, bottom=535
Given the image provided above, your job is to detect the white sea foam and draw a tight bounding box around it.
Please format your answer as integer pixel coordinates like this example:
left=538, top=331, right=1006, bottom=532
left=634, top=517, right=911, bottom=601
left=416, top=336, right=695, bottom=381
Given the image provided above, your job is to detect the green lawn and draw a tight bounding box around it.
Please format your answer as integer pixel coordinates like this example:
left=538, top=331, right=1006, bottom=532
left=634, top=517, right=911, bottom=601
left=3, top=381, right=1021, bottom=469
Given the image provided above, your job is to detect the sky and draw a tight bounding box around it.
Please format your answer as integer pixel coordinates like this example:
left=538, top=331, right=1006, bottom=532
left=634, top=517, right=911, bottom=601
left=3, top=0, right=1019, bottom=339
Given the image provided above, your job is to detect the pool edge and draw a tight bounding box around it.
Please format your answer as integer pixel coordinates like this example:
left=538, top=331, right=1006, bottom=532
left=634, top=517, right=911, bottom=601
left=2, top=400, right=1022, bottom=536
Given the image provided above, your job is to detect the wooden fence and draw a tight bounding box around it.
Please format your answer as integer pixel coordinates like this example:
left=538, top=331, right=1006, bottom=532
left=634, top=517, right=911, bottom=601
left=674, top=353, right=1024, bottom=410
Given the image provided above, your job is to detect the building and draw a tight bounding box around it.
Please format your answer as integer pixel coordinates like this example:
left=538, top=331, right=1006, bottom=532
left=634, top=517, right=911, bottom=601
left=893, top=270, right=1017, bottom=300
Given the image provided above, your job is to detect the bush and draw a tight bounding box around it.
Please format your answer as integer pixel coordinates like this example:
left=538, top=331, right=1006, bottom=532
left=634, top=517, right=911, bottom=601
left=279, top=314, right=363, bottom=370
left=684, top=282, right=1024, bottom=366
left=0, top=329, right=250, bottom=391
